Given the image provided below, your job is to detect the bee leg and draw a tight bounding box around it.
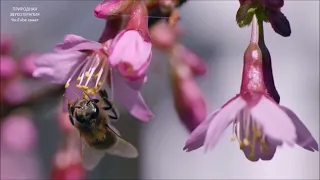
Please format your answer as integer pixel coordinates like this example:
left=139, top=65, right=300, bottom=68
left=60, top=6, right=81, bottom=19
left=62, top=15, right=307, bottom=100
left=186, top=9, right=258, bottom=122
left=102, top=102, right=119, bottom=120
left=108, top=109, right=119, bottom=120
left=99, top=89, right=109, bottom=99
left=69, top=115, right=75, bottom=126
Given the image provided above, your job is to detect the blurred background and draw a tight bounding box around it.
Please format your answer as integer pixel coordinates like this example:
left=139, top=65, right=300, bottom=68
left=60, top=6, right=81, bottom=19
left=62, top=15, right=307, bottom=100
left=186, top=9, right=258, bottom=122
left=1, top=0, right=319, bottom=179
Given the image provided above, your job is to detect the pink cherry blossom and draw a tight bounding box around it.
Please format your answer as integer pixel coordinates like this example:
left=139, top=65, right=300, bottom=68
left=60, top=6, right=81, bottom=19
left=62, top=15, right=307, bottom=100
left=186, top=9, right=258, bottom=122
left=108, top=2, right=152, bottom=80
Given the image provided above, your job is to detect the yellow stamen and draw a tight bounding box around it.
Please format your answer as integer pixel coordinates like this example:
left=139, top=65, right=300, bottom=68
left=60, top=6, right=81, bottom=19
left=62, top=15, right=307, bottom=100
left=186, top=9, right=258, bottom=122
left=230, top=136, right=236, bottom=141
left=85, top=72, right=90, bottom=78
left=243, top=138, right=250, bottom=146
left=65, top=83, right=70, bottom=88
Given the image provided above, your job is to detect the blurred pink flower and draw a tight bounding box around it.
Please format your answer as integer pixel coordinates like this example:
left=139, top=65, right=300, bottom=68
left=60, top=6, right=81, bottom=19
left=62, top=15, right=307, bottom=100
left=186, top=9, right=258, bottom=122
left=150, top=20, right=178, bottom=49
left=184, top=33, right=318, bottom=161
left=109, top=2, right=152, bottom=81
left=170, top=60, right=206, bottom=132
left=3, top=80, right=29, bottom=105
left=51, top=133, right=85, bottom=180
left=0, top=112, right=41, bottom=179
left=174, top=45, right=207, bottom=76
left=0, top=55, right=17, bottom=79
left=94, top=0, right=134, bottom=19
left=33, top=34, right=153, bottom=121
left=1, top=34, right=12, bottom=55
left=19, top=53, right=38, bottom=77
left=170, top=44, right=207, bottom=132
left=1, top=113, right=37, bottom=152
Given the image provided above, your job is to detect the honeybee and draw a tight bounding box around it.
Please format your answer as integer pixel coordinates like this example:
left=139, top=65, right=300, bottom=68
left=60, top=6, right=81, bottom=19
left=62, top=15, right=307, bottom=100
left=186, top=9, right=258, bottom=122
left=67, top=90, right=138, bottom=170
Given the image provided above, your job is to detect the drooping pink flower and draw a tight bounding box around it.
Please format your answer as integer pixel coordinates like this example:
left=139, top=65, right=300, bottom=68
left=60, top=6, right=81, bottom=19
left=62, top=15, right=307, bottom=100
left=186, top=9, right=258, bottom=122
left=94, top=0, right=134, bottom=19
left=169, top=43, right=207, bottom=132
left=184, top=16, right=318, bottom=161
left=108, top=1, right=152, bottom=81
left=170, top=56, right=206, bottom=132
left=33, top=34, right=153, bottom=121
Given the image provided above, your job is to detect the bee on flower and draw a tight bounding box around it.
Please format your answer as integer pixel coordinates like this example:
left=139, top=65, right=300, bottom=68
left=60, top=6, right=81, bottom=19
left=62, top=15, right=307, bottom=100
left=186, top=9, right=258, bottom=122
left=33, top=1, right=154, bottom=122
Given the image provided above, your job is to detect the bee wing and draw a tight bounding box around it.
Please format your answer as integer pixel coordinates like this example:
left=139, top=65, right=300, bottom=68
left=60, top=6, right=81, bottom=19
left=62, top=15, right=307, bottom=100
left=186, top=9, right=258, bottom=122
left=105, top=135, right=139, bottom=158
left=81, top=140, right=106, bottom=170
left=108, top=124, right=120, bottom=136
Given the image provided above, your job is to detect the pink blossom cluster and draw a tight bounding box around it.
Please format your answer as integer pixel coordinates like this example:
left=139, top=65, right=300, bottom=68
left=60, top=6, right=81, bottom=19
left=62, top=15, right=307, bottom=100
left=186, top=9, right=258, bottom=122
left=0, top=35, right=41, bottom=179
left=1, top=0, right=318, bottom=178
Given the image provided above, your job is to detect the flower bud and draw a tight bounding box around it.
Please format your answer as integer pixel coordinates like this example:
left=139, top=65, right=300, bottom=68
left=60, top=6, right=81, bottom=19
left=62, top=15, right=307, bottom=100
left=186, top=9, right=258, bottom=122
left=94, top=0, right=134, bottom=19
left=170, top=58, right=206, bottom=132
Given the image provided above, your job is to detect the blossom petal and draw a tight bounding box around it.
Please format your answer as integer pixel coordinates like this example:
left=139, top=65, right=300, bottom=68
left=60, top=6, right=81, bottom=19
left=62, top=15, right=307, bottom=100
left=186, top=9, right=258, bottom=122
left=33, top=51, right=87, bottom=84
left=204, top=96, right=247, bottom=150
left=260, top=138, right=278, bottom=160
left=125, top=76, right=147, bottom=91
left=281, top=106, right=319, bottom=151
left=54, top=34, right=101, bottom=52
left=112, top=71, right=153, bottom=121
left=109, top=30, right=152, bottom=70
left=250, top=96, right=296, bottom=145
left=180, top=46, right=207, bottom=76
left=184, top=109, right=220, bottom=152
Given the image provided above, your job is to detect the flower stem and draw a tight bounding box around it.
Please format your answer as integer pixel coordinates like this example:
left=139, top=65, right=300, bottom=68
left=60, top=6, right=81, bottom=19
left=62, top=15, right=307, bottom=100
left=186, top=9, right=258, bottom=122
left=250, top=14, right=259, bottom=44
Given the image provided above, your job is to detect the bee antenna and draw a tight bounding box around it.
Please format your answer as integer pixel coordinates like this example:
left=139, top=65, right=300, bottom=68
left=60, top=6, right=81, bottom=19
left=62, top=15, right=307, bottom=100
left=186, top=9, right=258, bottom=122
left=82, top=91, right=92, bottom=100
left=73, top=93, right=81, bottom=101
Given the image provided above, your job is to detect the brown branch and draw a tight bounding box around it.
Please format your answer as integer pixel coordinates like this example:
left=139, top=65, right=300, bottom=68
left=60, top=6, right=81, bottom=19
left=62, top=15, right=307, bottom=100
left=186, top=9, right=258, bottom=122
left=0, top=85, right=65, bottom=119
